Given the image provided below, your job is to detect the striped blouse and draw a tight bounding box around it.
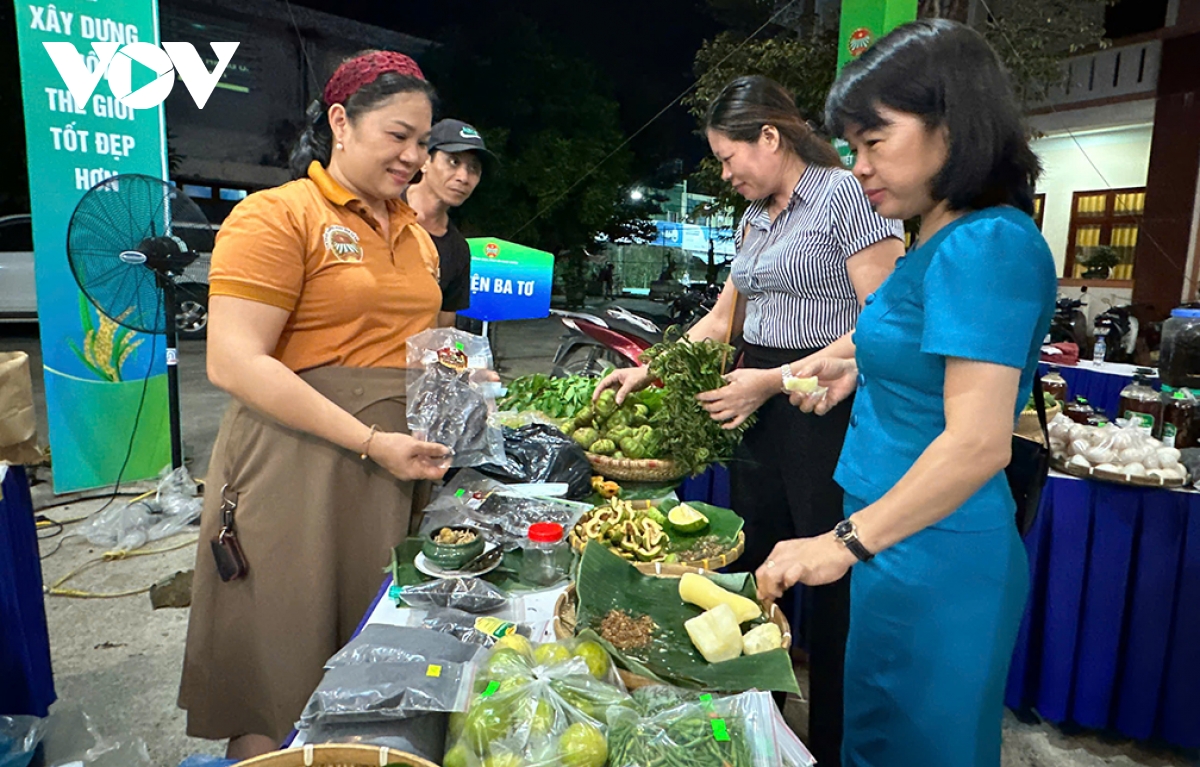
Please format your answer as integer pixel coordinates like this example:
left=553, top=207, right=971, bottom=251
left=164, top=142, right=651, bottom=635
left=731, top=164, right=903, bottom=349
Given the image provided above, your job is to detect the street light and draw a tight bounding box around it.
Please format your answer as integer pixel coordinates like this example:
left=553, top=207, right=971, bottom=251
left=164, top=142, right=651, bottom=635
left=629, top=189, right=644, bottom=202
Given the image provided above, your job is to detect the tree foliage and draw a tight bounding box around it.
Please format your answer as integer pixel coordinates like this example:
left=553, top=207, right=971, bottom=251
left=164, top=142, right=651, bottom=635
left=424, top=16, right=658, bottom=263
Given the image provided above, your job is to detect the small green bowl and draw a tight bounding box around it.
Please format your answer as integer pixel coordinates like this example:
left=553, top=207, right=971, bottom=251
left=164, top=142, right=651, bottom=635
left=422, top=526, right=486, bottom=570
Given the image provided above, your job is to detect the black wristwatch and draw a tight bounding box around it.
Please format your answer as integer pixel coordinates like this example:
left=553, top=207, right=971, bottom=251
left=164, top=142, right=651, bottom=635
left=834, top=519, right=874, bottom=562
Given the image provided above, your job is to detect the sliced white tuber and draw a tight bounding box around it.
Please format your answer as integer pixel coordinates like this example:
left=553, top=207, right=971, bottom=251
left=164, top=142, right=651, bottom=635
left=1124, top=462, right=1147, bottom=478
left=1067, top=455, right=1092, bottom=471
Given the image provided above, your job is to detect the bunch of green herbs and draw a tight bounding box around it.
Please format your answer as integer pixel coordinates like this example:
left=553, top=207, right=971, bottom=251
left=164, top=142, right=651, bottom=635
left=498, top=374, right=596, bottom=419
left=641, top=329, right=752, bottom=475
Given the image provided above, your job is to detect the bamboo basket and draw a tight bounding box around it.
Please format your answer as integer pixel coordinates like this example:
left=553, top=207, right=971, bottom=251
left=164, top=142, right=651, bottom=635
left=552, top=562, right=791, bottom=691
left=1051, top=455, right=1189, bottom=489
left=586, top=452, right=687, bottom=482
left=567, top=528, right=746, bottom=571
left=234, top=745, right=438, bottom=767
left=1015, top=405, right=1061, bottom=442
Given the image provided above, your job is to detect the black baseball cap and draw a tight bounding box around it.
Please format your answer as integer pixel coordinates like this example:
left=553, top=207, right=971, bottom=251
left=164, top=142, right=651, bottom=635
left=428, top=119, right=497, bottom=161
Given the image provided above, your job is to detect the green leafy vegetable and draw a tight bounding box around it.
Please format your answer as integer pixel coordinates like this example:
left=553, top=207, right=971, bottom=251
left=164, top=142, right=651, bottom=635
left=640, top=330, right=753, bottom=475
left=498, top=374, right=596, bottom=419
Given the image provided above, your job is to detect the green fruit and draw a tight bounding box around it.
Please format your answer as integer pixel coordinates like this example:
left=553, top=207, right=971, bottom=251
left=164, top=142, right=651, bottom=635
left=529, top=697, right=556, bottom=735
left=493, top=633, right=534, bottom=660
left=533, top=642, right=574, bottom=667
left=572, top=640, right=610, bottom=678
left=487, top=648, right=532, bottom=679
left=464, top=701, right=510, bottom=754
left=589, top=438, right=617, bottom=456
left=595, top=390, right=618, bottom=417
left=482, top=753, right=524, bottom=767
left=558, top=722, right=607, bottom=767
left=644, top=508, right=667, bottom=527
left=667, top=503, right=709, bottom=533
left=572, top=428, right=601, bottom=450
left=449, top=711, right=468, bottom=739
left=443, top=743, right=471, bottom=767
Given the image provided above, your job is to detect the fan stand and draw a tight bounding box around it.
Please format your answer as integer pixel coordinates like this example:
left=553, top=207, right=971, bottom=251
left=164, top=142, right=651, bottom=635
left=158, top=274, right=184, bottom=470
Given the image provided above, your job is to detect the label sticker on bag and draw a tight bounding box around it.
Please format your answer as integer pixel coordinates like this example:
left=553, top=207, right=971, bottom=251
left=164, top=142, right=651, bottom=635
left=474, top=616, right=517, bottom=638
left=426, top=664, right=442, bottom=678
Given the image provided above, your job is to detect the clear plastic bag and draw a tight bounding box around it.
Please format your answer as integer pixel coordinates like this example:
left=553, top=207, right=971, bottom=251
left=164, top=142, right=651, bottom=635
left=606, top=690, right=800, bottom=767
left=407, top=329, right=503, bottom=468
left=297, top=658, right=477, bottom=728
left=75, top=466, right=202, bottom=551
left=477, top=424, right=595, bottom=500
left=397, top=578, right=511, bottom=614
left=0, top=716, right=45, bottom=767
left=420, top=479, right=589, bottom=552
left=326, top=625, right=483, bottom=668
left=444, top=638, right=634, bottom=767
left=413, top=607, right=535, bottom=649
left=303, top=714, right=447, bottom=765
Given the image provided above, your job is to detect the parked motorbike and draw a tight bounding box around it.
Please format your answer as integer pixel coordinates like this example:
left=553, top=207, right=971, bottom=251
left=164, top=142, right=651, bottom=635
left=669, top=283, right=720, bottom=329
left=1093, top=304, right=1140, bottom=364
left=550, top=304, right=663, bottom=377
left=1049, top=291, right=1091, bottom=357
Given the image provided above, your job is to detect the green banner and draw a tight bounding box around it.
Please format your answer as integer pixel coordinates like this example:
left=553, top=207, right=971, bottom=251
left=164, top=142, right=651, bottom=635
left=837, top=0, right=919, bottom=71
left=14, top=0, right=171, bottom=492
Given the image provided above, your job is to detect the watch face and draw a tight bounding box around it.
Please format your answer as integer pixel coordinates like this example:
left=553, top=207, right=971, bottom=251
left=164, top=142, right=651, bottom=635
left=835, top=520, right=853, bottom=538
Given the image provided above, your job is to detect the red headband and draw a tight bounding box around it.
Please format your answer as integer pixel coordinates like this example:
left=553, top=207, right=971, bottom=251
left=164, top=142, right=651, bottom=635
left=323, top=51, right=425, bottom=106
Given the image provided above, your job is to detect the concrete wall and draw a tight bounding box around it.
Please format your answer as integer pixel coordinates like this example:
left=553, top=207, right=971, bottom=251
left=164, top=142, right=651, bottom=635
left=1032, top=123, right=1155, bottom=273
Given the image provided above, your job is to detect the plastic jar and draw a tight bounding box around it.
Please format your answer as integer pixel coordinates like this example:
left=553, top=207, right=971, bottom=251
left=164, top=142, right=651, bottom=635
left=1041, top=366, right=1068, bottom=404
left=520, top=522, right=570, bottom=587
left=1159, top=307, right=1200, bottom=389
left=1161, top=386, right=1199, bottom=448
left=1119, top=374, right=1162, bottom=435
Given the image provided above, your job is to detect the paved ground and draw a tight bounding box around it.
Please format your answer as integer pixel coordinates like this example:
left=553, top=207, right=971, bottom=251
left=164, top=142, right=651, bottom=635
left=2, top=313, right=1196, bottom=767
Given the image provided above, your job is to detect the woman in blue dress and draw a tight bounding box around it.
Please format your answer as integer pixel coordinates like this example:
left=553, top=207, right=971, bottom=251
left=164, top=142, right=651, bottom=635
left=755, top=20, right=1057, bottom=767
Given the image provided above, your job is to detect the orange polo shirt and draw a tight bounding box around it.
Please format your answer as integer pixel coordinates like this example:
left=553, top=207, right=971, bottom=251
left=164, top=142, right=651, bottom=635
left=208, top=162, right=442, bottom=371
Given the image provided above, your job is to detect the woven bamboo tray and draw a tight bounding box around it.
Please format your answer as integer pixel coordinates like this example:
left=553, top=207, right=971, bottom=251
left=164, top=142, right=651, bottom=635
left=552, top=562, right=792, bottom=691
left=567, top=528, right=745, bottom=571
left=586, top=452, right=687, bottom=482
left=1051, top=455, right=1189, bottom=489
left=1015, top=405, right=1061, bottom=442
left=234, top=744, right=438, bottom=767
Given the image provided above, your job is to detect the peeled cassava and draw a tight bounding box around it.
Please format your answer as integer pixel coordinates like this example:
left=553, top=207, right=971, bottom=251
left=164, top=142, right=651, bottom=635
left=684, top=603, right=743, bottom=663
left=678, top=573, right=762, bottom=623
left=741, top=622, right=784, bottom=656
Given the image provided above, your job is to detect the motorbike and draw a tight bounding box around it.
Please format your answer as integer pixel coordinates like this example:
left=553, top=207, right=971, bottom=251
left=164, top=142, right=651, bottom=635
left=1049, top=291, right=1091, bottom=358
left=550, top=304, right=664, bottom=377
left=1093, top=304, right=1140, bottom=364
left=670, top=282, right=721, bottom=329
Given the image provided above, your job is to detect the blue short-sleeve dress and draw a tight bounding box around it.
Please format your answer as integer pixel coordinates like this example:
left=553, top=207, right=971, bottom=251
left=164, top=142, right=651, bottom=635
left=833, top=207, right=1057, bottom=766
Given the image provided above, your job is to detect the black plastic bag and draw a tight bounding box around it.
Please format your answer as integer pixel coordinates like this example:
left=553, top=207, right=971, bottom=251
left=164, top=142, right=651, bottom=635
left=478, top=424, right=593, bottom=500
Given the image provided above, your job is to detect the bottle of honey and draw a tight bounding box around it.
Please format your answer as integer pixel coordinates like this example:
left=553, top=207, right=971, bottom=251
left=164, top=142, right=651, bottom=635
left=1064, top=396, right=1096, bottom=425
left=1041, top=366, right=1068, bottom=405
left=1118, top=375, right=1162, bottom=436
left=1161, top=387, right=1199, bottom=448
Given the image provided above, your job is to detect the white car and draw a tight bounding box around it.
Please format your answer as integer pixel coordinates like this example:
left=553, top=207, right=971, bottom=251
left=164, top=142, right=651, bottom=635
left=0, top=214, right=37, bottom=320
left=0, top=213, right=212, bottom=339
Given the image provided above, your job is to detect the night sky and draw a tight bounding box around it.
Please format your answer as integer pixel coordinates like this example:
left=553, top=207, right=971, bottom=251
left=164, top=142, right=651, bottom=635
left=289, top=0, right=725, bottom=174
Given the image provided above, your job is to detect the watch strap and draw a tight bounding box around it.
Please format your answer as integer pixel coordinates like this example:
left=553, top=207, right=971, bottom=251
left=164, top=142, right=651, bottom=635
left=837, top=521, right=874, bottom=562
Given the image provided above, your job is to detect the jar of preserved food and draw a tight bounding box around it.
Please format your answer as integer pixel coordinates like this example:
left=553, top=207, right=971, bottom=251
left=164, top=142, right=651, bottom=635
left=1118, top=374, right=1162, bottom=435
left=1161, top=386, right=1199, bottom=449
left=1064, top=396, right=1096, bottom=425
left=1159, top=307, right=1200, bottom=389
left=1041, top=366, right=1068, bottom=404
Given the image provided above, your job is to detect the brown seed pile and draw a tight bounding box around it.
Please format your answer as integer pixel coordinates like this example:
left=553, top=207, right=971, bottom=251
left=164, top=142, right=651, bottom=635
left=599, top=609, right=656, bottom=650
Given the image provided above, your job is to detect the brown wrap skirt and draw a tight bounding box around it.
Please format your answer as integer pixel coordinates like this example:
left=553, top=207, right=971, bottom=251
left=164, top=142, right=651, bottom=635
left=179, top=367, right=415, bottom=743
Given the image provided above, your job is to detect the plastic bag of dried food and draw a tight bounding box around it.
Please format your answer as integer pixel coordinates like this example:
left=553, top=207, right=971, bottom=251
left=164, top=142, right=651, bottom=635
left=397, top=578, right=510, bottom=614
left=443, top=639, right=635, bottom=767
left=302, top=714, right=448, bottom=766
left=297, top=658, right=477, bottom=727
left=413, top=607, right=534, bottom=649
left=419, top=487, right=589, bottom=551
left=606, top=690, right=808, bottom=767
left=477, top=424, right=594, bottom=500
left=407, top=328, right=503, bottom=468
left=325, top=625, right=482, bottom=669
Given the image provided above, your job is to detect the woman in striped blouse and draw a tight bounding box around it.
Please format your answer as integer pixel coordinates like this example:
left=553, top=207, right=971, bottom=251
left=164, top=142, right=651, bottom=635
left=596, top=75, right=903, bottom=766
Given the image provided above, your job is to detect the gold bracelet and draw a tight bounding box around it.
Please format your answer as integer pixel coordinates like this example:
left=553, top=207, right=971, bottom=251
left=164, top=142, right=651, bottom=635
left=359, top=424, right=379, bottom=461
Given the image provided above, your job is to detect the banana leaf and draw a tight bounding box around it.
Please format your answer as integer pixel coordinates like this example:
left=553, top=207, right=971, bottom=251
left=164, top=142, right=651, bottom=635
left=574, top=543, right=799, bottom=694
left=657, top=499, right=743, bottom=554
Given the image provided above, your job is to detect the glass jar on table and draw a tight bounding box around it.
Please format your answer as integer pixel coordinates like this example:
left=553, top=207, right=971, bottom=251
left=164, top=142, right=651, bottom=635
left=520, top=522, right=571, bottom=587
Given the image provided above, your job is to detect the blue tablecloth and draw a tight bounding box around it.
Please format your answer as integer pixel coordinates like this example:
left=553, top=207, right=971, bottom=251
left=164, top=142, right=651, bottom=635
left=1039, top=363, right=1138, bottom=420
left=0, top=466, right=55, bottom=717
left=1006, top=474, right=1200, bottom=748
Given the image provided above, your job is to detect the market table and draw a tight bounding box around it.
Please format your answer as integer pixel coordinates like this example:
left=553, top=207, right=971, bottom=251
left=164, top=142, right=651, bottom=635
left=1038, top=360, right=1146, bottom=419
left=1005, top=472, right=1200, bottom=748
left=0, top=465, right=55, bottom=717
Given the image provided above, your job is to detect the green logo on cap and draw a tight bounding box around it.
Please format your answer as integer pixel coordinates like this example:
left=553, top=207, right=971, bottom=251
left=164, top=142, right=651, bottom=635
left=460, top=127, right=480, bottom=139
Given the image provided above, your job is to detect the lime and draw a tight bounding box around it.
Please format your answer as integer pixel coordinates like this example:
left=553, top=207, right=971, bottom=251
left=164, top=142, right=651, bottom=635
left=533, top=642, right=574, bottom=668
left=572, top=640, right=611, bottom=679
left=464, top=700, right=511, bottom=754
left=487, top=648, right=532, bottom=679
left=667, top=503, right=709, bottom=534
left=449, top=711, right=468, bottom=739
left=493, top=633, right=535, bottom=660
left=443, top=743, right=471, bottom=767
left=558, top=722, right=607, bottom=767
left=482, top=753, right=524, bottom=767
left=529, top=696, right=556, bottom=735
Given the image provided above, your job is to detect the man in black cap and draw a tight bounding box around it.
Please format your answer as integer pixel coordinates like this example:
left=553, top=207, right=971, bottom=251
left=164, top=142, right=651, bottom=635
left=405, top=118, right=496, bottom=328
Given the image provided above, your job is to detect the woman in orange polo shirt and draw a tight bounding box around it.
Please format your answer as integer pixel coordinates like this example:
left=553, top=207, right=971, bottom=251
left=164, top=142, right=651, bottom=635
left=178, top=52, right=451, bottom=759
